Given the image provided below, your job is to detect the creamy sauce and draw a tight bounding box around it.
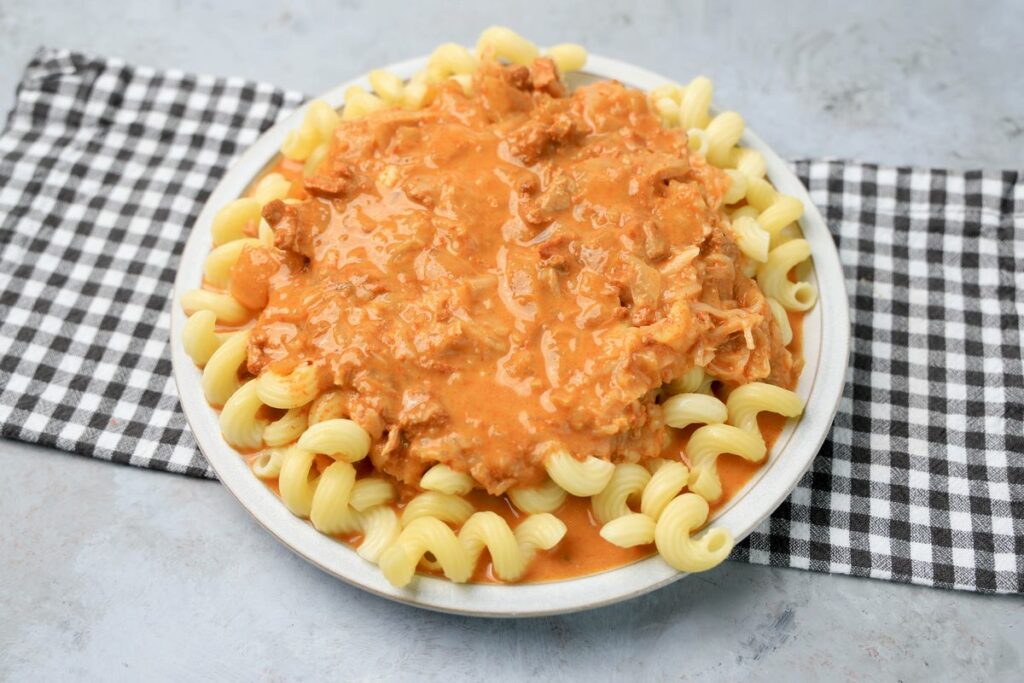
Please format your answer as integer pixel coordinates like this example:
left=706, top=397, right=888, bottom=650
left=232, top=59, right=798, bottom=497
left=229, top=58, right=807, bottom=582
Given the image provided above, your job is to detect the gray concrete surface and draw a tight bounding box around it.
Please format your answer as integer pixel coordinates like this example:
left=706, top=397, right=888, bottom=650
left=1, top=1, right=1021, bottom=681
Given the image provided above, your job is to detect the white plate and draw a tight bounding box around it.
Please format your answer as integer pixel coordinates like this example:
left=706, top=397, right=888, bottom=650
left=171, top=54, right=851, bottom=617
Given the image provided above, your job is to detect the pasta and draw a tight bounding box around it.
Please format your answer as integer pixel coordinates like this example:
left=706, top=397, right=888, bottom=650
left=476, top=26, right=539, bottom=65
left=200, top=329, right=248, bottom=406
left=278, top=447, right=400, bottom=562
left=767, top=298, right=793, bottom=346
left=725, top=382, right=805, bottom=441
left=368, top=69, right=405, bottom=105
left=379, top=512, right=567, bottom=586
left=203, top=238, right=262, bottom=289
left=296, top=419, right=371, bottom=463
left=758, top=239, right=818, bottom=311
left=182, top=310, right=228, bottom=366
left=281, top=101, right=340, bottom=161
left=401, top=492, right=475, bottom=527
left=662, top=393, right=728, bottom=430
left=219, top=380, right=267, bottom=450
left=544, top=449, right=616, bottom=497
left=545, top=43, right=588, bottom=73
left=262, top=408, right=309, bottom=447
left=665, top=367, right=715, bottom=396
left=599, top=461, right=695, bottom=550
left=255, top=363, right=320, bottom=409
left=211, top=198, right=260, bottom=246
left=349, top=478, right=397, bottom=512
left=591, top=464, right=651, bottom=524
left=251, top=448, right=286, bottom=479
left=181, top=26, right=819, bottom=588
left=705, top=111, right=745, bottom=167
left=419, top=464, right=476, bottom=496
left=686, top=424, right=767, bottom=502
left=508, top=479, right=568, bottom=514
left=252, top=173, right=291, bottom=205
left=654, top=494, right=734, bottom=572
left=730, top=215, right=771, bottom=263
left=180, top=289, right=249, bottom=325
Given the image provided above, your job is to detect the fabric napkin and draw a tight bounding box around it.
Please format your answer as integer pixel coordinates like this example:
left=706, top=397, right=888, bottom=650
left=1, top=47, right=1020, bottom=594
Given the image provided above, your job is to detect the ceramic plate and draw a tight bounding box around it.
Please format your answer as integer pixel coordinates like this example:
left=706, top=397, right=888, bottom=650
left=171, top=53, right=851, bottom=617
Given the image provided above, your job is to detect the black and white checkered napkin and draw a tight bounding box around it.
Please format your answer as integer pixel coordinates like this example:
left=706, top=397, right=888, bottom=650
left=1, top=48, right=1020, bottom=594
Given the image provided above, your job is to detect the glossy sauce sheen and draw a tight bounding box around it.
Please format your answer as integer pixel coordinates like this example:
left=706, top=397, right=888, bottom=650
left=233, top=59, right=798, bottom=497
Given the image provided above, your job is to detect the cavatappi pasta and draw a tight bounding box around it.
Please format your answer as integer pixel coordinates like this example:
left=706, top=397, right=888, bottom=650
left=181, top=27, right=817, bottom=588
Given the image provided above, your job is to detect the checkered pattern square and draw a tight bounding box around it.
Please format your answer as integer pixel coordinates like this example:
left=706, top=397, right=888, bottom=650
left=0, top=49, right=1020, bottom=593
left=734, top=162, right=1024, bottom=594
left=0, top=48, right=304, bottom=476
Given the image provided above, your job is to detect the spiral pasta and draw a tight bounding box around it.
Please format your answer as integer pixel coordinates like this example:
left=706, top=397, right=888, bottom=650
left=252, top=173, right=291, bottom=205
left=654, top=494, right=734, bottom=572
left=639, top=461, right=690, bottom=520
left=679, top=76, right=712, bottom=130
left=730, top=214, right=771, bottom=264
left=419, top=464, right=475, bottom=496
left=757, top=195, right=804, bottom=235
left=591, top=464, right=651, bottom=524
left=662, top=393, right=728, bottom=430
left=296, top=419, right=371, bottom=463
left=722, top=169, right=749, bottom=205
left=368, top=69, right=405, bottom=106
left=545, top=43, right=587, bottom=73
left=203, top=238, right=262, bottom=289
left=182, top=310, right=230, bottom=366
left=757, top=239, right=818, bottom=311
left=705, top=112, right=745, bottom=167
left=201, top=328, right=249, bottom=406
left=262, top=407, right=309, bottom=447
left=598, top=460, right=689, bottom=547
left=307, top=390, right=346, bottom=425
left=544, top=449, right=616, bottom=497
left=181, top=289, right=250, bottom=325
left=378, top=512, right=566, bottom=586
left=665, top=367, right=715, bottom=396
left=725, top=382, right=805, bottom=441
left=349, top=478, right=396, bottom=512
left=686, top=424, right=767, bottom=502
left=401, top=491, right=475, bottom=527
left=599, top=513, right=657, bottom=547
left=729, top=147, right=767, bottom=179
left=475, top=26, right=539, bottom=65
left=426, top=43, right=480, bottom=83
left=277, top=447, right=400, bottom=562
left=281, top=100, right=340, bottom=161
left=255, top=363, right=320, bottom=409
left=767, top=298, right=793, bottom=346
left=508, top=478, right=568, bottom=513
left=220, top=380, right=267, bottom=450
left=251, top=448, right=286, bottom=479
left=211, top=198, right=261, bottom=246
left=341, top=86, right=386, bottom=121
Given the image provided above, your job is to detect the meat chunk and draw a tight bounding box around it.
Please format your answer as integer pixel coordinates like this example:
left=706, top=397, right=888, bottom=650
left=529, top=57, right=566, bottom=97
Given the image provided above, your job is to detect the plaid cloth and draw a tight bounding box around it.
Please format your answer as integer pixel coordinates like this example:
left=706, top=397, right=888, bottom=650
left=1, top=48, right=1020, bottom=594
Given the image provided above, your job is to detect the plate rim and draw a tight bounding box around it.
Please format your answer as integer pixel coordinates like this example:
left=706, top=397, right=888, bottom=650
left=170, top=52, right=851, bottom=618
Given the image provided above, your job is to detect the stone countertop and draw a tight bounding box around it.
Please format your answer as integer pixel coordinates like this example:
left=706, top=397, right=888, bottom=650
left=1, top=1, right=1021, bottom=680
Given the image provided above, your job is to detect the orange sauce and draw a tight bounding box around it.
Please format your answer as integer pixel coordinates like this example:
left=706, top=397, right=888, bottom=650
left=227, top=59, right=810, bottom=583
